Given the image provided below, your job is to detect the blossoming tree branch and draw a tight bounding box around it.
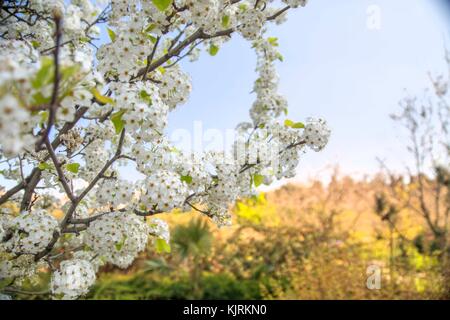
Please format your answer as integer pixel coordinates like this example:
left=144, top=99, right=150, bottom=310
left=0, top=0, right=330, bottom=299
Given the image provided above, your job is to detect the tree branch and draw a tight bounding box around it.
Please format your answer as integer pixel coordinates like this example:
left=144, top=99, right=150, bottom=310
left=132, top=6, right=292, bottom=80
left=0, top=106, right=89, bottom=207
left=35, top=11, right=63, bottom=151
left=44, top=136, right=76, bottom=203
left=59, top=129, right=126, bottom=230
left=142, top=36, right=161, bottom=81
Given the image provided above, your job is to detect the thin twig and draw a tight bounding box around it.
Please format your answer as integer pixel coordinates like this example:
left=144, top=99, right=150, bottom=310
left=44, top=136, right=76, bottom=203
left=142, top=36, right=161, bottom=81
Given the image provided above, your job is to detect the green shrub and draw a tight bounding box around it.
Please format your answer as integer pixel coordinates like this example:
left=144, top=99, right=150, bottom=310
left=88, top=272, right=263, bottom=300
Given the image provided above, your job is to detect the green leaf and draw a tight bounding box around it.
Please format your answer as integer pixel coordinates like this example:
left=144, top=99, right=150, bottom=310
left=180, top=175, right=193, bottom=184
left=158, top=66, right=166, bottom=74
left=253, top=174, right=264, bottom=187
left=268, top=37, right=279, bottom=47
left=79, top=37, right=90, bottom=43
left=31, top=92, right=51, bottom=106
left=32, top=57, right=53, bottom=89
left=91, top=88, right=114, bottom=105
left=39, top=111, right=49, bottom=127
left=147, top=34, right=157, bottom=44
left=155, top=238, right=171, bottom=253
left=115, top=236, right=127, bottom=252
left=38, top=162, right=52, bottom=171
left=144, top=24, right=156, bottom=33
left=65, top=163, right=80, bottom=174
left=152, top=0, right=173, bottom=12
left=222, top=15, right=230, bottom=28
left=208, top=44, right=219, bottom=56
left=238, top=3, right=248, bottom=11
left=292, top=122, right=305, bottom=129
left=284, top=119, right=295, bottom=127
left=111, top=110, right=125, bottom=134
left=139, top=90, right=152, bottom=104
left=31, top=40, right=41, bottom=49
left=284, top=119, right=304, bottom=129
left=107, top=28, right=116, bottom=42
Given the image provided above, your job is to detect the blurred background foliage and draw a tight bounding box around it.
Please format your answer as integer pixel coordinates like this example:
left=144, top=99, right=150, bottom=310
left=81, top=170, right=448, bottom=300
left=4, top=169, right=448, bottom=300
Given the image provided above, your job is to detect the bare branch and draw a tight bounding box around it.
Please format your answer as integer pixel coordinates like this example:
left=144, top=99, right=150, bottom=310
left=34, top=230, right=59, bottom=262
left=44, top=136, right=76, bottom=203
left=0, top=106, right=89, bottom=207
left=142, top=36, right=161, bottom=81
left=133, top=6, right=293, bottom=80
left=35, top=11, right=63, bottom=151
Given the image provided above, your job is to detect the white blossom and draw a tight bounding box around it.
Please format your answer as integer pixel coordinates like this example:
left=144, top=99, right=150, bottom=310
left=50, top=258, right=96, bottom=300
left=140, top=170, right=189, bottom=212
left=84, top=212, right=149, bottom=269
left=302, top=118, right=331, bottom=151
left=0, top=0, right=329, bottom=298
left=2, top=210, right=59, bottom=255
left=148, top=218, right=171, bottom=244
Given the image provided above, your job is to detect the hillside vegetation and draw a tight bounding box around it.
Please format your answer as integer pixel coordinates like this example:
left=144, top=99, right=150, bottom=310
left=86, top=173, right=448, bottom=300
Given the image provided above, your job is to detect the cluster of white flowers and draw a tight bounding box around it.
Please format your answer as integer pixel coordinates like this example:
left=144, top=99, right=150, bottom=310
left=0, top=0, right=330, bottom=299
left=148, top=218, right=171, bottom=244
left=209, top=203, right=233, bottom=227
left=50, top=258, right=96, bottom=300
left=0, top=41, right=39, bottom=156
left=237, top=8, right=266, bottom=40
left=133, top=142, right=176, bottom=175
left=60, top=128, right=84, bottom=153
left=234, top=129, right=280, bottom=168
left=268, top=122, right=302, bottom=179
left=0, top=214, right=8, bottom=241
left=140, top=1, right=178, bottom=34
left=202, top=152, right=241, bottom=225
left=1, top=210, right=59, bottom=255
left=73, top=250, right=105, bottom=273
left=250, top=38, right=287, bottom=125
left=0, top=254, right=46, bottom=283
left=155, top=65, right=192, bottom=109
left=184, top=0, right=221, bottom=31
left=140, top=170, right=189, bottom=212
left=83, top=140, right=111, bottom=179
left=0, top=95, right=30, bottom=156
left=97, top=25, right=148, bottom=81
left=176, top=153, right=212, bottom=194
left=2, top=0, right=100, bottom=48
left=302, top=118, right=332, bottom=151
left=283, top=0, right=309, bottom=8
left=83, top=212, right=149, bottom=269
left=96, top=179, right=135, bottom=207
left=112, top=81, right=169, bottom=140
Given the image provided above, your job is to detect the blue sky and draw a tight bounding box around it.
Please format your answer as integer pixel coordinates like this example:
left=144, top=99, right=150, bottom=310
left=167, top=0, right=450, bottom=182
